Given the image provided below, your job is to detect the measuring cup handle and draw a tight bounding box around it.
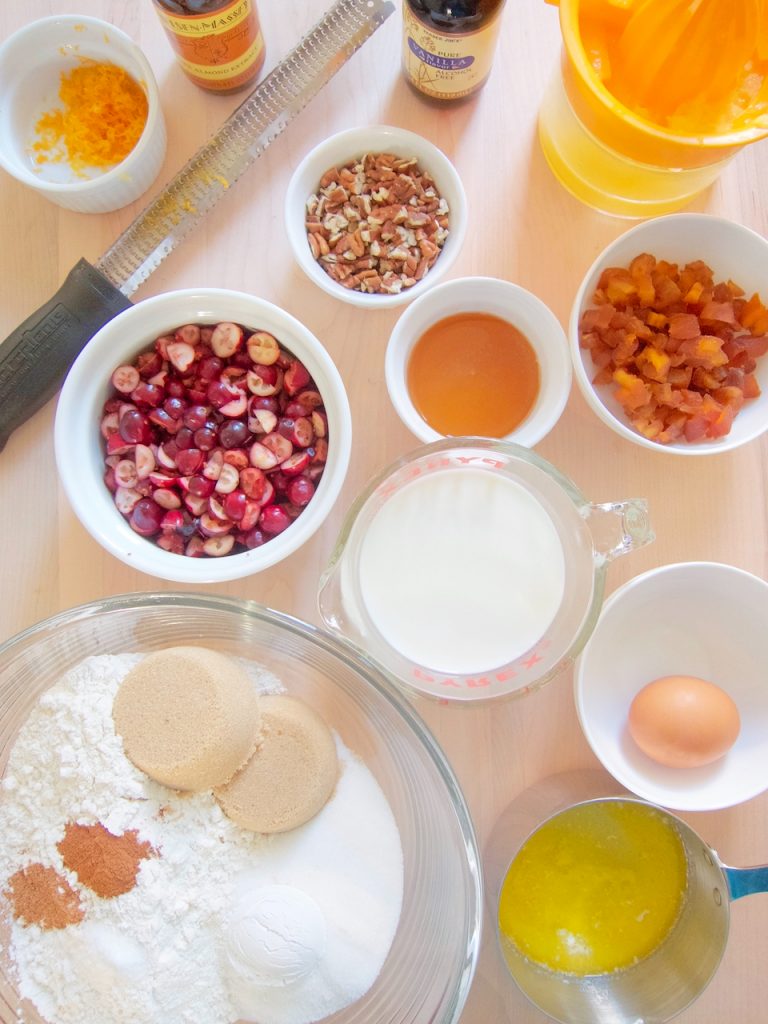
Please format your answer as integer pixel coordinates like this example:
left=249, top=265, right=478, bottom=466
left=723, top=864, right=768, bottom=900
left=585, top=499, right=655, bottom=564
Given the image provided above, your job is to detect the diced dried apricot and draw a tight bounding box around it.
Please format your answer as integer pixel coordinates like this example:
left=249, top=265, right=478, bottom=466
left=578, top=252, right=768, bottom=445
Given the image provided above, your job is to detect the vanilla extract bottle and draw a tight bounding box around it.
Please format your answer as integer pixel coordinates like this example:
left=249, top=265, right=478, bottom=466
left=402, top=0, right=507, bottom=102
left=151, top=0, right=266, bottom=93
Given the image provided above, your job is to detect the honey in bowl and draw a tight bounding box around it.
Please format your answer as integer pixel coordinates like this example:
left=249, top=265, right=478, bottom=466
left=498, top=801, right=687, bottom=976
left=406, top=312, right=540, bottom=437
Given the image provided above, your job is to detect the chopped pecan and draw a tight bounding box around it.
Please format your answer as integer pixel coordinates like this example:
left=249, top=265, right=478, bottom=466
left=304, top=151, right=450, bottom=296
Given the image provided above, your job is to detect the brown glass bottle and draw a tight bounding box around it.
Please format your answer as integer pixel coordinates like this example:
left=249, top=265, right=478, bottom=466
left=151, top=0, right=266, bottom=93
left=402, top=0, right=506, bottom=102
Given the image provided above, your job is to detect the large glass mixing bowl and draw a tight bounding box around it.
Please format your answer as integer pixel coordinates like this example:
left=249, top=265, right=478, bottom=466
left=0, top=594, right=482, bottom=1024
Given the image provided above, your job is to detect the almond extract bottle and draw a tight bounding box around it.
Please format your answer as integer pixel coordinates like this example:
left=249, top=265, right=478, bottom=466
left=151, top=0, right=266, bottom=93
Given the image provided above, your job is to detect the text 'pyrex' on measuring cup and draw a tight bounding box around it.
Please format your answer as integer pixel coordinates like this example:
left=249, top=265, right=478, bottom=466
left=539, top=0, right=768, bottom=218
left=317, top=438, right=654, bottom=704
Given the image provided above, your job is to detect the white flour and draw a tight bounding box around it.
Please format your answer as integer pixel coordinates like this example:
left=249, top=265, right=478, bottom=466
left=0, top=654, right=403, bottom=1024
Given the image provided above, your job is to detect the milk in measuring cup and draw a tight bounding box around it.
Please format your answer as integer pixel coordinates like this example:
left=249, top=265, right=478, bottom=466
left=358, top=468, right=565, bottom=675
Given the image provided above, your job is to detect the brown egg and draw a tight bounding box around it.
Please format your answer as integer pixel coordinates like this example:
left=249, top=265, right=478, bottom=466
left=628, top=675, right=741, bottom=768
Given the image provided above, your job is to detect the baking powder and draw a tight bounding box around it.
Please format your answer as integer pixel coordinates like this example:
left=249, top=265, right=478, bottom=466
left=0, top=654, right=403, bottom=1024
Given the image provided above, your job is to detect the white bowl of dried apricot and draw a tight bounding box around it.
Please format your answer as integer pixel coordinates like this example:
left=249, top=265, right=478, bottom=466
left=285, top=125, right=467, bottom=308
left=570, top=214, right=768, bottom=454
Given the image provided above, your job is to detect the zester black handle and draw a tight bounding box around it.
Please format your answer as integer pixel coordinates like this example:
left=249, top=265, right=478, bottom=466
left=0, top=259, right=131, bottom=452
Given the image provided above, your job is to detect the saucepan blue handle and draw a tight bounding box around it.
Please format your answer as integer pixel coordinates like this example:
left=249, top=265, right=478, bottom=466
left=723, top=864, right=768, bottom=900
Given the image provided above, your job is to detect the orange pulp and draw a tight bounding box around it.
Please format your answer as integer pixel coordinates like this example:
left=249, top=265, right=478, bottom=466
left=577, top=0, right=768, bottom=135
left=406, top=312, right=540, bottom=438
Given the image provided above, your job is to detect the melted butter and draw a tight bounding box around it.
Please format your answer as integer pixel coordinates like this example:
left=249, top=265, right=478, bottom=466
left=498, top=801, right=687, bottom=975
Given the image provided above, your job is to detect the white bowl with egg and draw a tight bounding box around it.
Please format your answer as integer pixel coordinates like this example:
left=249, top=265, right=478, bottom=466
left=386, top=276, right=573, bottom=446
left=284, top=125, right=467, bottom=309
left=0, top=15, right=166, bottom=213
left=575, top=561, right=768, bottom=811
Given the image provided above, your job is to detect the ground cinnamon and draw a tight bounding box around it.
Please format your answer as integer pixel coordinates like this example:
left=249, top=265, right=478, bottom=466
left=4, top=863, right=84, bottom=930
left=57, top=821, right=155, bottom=898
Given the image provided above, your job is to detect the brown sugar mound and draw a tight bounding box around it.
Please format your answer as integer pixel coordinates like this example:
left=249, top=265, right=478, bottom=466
left=4, top=863, right=84, bottom=930
left=57, top=822, right=154, bottom=898
left=112, top=646, right=261, bottom=791
left=215, top=695, right=338, bottom=834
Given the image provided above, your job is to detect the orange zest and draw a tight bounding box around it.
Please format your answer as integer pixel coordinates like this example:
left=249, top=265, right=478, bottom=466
left=33, top=59, right=148, bottom=175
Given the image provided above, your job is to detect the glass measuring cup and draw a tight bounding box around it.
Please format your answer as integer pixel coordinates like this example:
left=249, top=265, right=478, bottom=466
left=488, top=775, right=768, bottom=1023
left=317, top=438, right=653, bottom=704
left=539, top=0, right=768, bottom=217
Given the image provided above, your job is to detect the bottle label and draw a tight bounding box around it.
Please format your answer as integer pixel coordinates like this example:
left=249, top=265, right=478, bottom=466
left=402, top=5, right=502, bottom=99
left=154, top=0, right=264, bottom=91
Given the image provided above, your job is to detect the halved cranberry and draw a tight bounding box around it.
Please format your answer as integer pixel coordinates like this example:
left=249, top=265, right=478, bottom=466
left=193, top=427, right=218, bottom=452
left=160, top=509, right=185, bottom=532
left=198, top=356, right=224, bottom=382
left=107, top=434, right=135, bottom=457
left=208, top=496, right=230, bottom=523
left=119, top=410, right=151, bottom=444
left=185, top=535, right=206, bottom=557
left=175, top=448, right=204, bottom=476
left=175, top=325, right=201, bottom=346
left=153, top=487, right=182, bottom=510
left=242, top=527, right=265, bottom=549
left=211, top=322, right=244, bottom=359
left=184, top=493, right=208, bottom=517
left=249, top=442, right=278, bottom=470
left=112, top=365, right=140, bottom=394
left=131, top=382, right=164, bottom=408
left=246, top=366, right=280, bottom=397
left=283, top=360, right=311, bottom=396
left=207, top=380, right=240, bottom=409
left=259, top=505, right=291, bottom=535
left=219, top=420, right=249, bottom=449
left=311, top=438, right=328, bottom=464
left=114, top=460, right=138, bottom=489
left=135, top=444, right=156, bottom=479
left=281, top=452, right=310, bottom=477
left=130, top=499, right=163, bottom=536
left=247, top=331, right=280, bottom=365
left=175, top=427, right=194, bottom=451
left=167, top=341, right=196, bottom=373
left=239, top=467, right=266, bottom=500
left=157, top=533, right=185, bottom=555
left=223, top=491, right=247, bottom=520
left=287, top=476, right=315, bottom=507
left=311, top=410, right=328, bottom=438
left=278, top=416, right=313, bottom=448
left=203, top=535, right=235, bottom=557
left=186, top=475, right=216, bottom=498
left=100, top=412, right=120, bottom=439
left=262, top=432, right=293, bottom=463
left=137, top=350, right=163, bottom=379
left=222, top=449, right=249, bottom=470
left=163, top=396, right=186, bottom=420
left=203, top=450, right=224, bottom=481
left=295, top=390, right=324, bottom=411
left=148, top=407, right=179, bottom=435
left=199, top=512, right=233, bottom=537
left=215, top=463, right=240, bottom=494
left=248, top=408, right=277, bottom=435
left=240, top=500, right=261, bottom=531
left=183, top=404, right=210, bottom=430
left=219, top=394, right=247, bottom=418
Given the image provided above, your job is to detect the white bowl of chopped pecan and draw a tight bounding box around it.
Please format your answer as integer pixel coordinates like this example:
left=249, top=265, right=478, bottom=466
left=285, top=125, right=467, bottom=308
left=54, top=288, right=352, bottom=583
left=570, top=213, right=768, bottom=454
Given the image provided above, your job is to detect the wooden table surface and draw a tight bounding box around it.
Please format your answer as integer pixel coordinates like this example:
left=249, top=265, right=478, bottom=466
left=1, top=1, right=767, bottom=1021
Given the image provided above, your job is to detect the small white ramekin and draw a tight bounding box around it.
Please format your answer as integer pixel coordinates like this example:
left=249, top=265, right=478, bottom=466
left=0, top=16, right=166, bottom=213
left=285, top=125, right=468, bottom=309
left=385, top=276, right=572, bottom=447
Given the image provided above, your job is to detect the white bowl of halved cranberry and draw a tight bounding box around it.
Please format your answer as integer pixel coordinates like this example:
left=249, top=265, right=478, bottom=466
left=54, top=289, right=352, bottom=582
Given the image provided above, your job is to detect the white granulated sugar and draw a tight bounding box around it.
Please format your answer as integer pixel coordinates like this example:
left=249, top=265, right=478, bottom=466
left=0, top=653, right=404, bottom=1024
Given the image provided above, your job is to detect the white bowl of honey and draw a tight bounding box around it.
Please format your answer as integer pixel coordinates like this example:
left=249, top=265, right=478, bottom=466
left=385, top=276, right=572, bottom=447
